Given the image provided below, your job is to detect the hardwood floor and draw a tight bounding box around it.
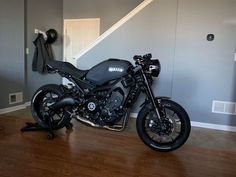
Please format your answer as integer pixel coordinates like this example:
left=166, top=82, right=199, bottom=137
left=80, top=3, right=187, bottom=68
left=0, top=108, right=236, bottom=177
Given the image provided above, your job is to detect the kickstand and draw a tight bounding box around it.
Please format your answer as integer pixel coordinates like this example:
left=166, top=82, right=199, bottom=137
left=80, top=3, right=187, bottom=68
left=21, top=115, right=55, bottom=140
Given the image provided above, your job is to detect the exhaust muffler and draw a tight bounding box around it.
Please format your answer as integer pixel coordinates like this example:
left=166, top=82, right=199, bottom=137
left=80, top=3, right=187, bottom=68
left=50, top=96, right=80, bottom=110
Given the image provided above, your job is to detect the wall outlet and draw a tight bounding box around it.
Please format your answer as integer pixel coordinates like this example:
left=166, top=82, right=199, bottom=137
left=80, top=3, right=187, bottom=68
left=9, top=92, right=23, bottom=105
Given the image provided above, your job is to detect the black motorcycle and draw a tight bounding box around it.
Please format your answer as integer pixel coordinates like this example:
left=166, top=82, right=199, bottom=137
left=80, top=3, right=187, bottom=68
left=31, top=53, right=191, bottom=151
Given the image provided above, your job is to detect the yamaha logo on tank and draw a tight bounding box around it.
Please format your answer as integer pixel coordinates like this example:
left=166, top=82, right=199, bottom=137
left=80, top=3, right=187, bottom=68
left=108, top=67, right=124, bottom=72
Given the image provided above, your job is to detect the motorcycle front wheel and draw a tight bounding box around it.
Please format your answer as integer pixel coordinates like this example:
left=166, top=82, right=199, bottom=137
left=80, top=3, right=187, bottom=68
left=31, top=84, right=71, bottom=130
left=136, top=99, right=191, bottom=152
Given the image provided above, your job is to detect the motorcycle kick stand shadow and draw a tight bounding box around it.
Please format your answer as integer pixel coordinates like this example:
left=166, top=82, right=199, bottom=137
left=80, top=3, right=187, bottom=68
left=20, top=116, right=73, bottom=140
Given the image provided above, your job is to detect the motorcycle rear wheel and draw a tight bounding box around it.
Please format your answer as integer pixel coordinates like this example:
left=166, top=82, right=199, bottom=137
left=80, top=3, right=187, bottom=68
left=136, top=99, right=191, bottom=152
left=31, top=84, right=71, bottom=130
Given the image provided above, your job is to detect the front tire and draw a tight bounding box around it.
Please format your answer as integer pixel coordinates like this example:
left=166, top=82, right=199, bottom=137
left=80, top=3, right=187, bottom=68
left=136, top=99, right=191, bottom=152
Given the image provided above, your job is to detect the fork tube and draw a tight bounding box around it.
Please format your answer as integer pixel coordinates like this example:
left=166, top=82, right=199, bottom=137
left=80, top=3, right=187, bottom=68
left=141, top=70, right=162, bottom=121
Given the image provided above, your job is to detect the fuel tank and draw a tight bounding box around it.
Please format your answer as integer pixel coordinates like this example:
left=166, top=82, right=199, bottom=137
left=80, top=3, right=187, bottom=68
left=86, top=59, right=132, bottom=86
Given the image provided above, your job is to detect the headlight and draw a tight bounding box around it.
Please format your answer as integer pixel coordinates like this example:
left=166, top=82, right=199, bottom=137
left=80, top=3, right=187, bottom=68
left=149, top=59, right=161, bottom=77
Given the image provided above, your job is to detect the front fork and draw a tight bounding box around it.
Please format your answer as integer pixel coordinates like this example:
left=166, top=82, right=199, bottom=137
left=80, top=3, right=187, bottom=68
left=141, top=70, right=162, bottom=122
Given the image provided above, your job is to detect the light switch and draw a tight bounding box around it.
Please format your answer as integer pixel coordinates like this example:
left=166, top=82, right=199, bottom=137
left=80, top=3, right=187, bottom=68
left=234, top=53, right=236, bottom=61
left=26, top=48, right=29, bottom=55
left=35, top=29, right=39, bottom=33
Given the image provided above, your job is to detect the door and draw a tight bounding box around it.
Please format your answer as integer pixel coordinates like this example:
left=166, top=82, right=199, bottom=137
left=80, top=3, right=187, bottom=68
left=64, top=18, right=100, bottom=66
left=63, top=18, right=100, bottom=85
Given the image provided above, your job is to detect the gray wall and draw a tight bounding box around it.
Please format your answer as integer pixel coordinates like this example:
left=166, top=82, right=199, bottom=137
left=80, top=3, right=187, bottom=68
left=172, top=0, right=236, bottom=125
left=25, top=0, right=63, bottom=101
left=63, top=0, right=143, bottom=33
left=0, top=0, right=142, bottom=108
left=0, top=0, right=235, bottom=127
left=78, top=0, right=236, bottom=126
left=78, top=0, right=178, bottom=110
left=0, top=0, right=63, bottom=108
left=0, top=0, right=25, bottom=108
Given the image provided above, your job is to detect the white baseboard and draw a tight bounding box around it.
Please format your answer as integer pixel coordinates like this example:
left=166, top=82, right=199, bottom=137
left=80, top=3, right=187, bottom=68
left=191, top=121, right=236, bottom=132
left=130, top=113, right=138, bottom=118
left=130, top=113, right=236, bottom=132
left=0, top=102, right=30, bottom=115
left=24, top=101, right=31, bottom=107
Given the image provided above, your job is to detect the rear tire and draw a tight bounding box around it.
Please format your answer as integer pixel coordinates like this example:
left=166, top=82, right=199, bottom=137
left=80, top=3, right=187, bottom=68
left=31, top=84, right=71, bottom=130
left=136, top=99, right=191, bottom=152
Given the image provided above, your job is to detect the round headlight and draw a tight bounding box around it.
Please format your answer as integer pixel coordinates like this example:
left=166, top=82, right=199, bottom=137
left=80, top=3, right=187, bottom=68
left=149, top=59, right=161, bottom=77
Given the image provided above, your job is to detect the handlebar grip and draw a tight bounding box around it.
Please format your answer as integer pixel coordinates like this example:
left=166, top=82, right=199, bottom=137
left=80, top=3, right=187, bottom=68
left=133, top=55, right=142, bottom=60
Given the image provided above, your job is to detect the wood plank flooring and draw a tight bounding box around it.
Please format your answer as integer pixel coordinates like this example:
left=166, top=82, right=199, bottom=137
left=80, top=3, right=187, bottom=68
left=0, top=109, right=236, bottom=177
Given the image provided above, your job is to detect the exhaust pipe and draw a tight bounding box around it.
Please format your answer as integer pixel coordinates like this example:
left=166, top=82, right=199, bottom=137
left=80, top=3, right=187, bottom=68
left=50, top=96, right=80, bottom=110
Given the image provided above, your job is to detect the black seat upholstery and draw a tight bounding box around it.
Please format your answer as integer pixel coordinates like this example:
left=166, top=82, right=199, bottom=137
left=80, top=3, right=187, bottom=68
left=47, top=60, right=88, bottom=78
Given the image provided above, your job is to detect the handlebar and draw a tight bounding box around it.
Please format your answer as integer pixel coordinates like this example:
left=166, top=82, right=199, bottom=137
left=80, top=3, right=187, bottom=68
left=132, top=53, right=160, bottom=77
left=133, top=53, right=152, bottom=66
left=133, top=53, right=152, bottom=61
